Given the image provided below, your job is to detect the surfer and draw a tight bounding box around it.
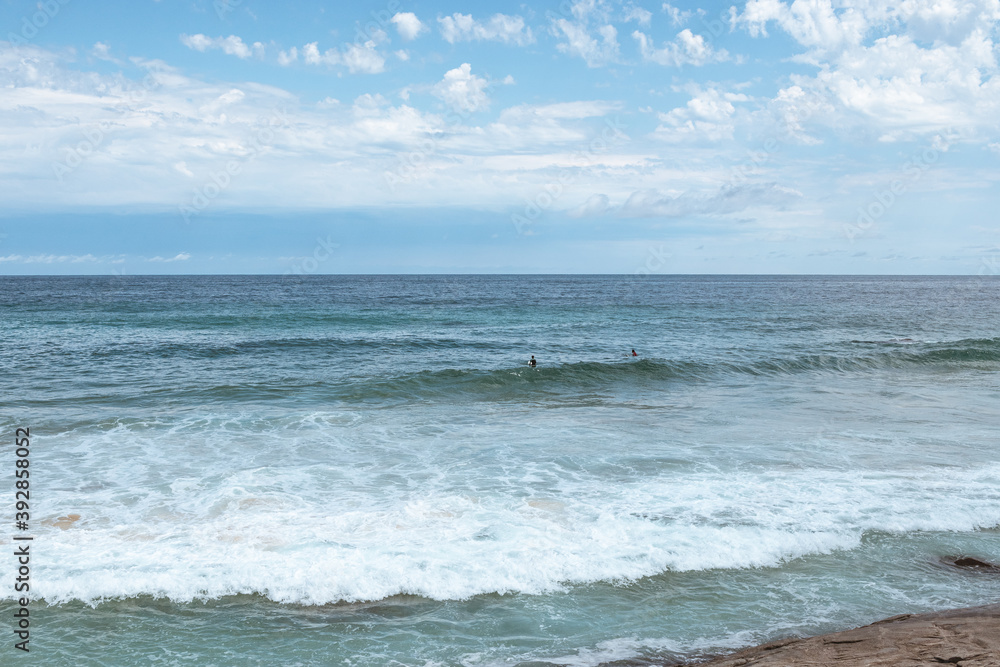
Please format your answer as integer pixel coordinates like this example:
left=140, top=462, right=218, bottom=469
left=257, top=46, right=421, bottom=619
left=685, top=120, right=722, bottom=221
left=631, top=349, right=638, bottom=357
left=528, top=355, right=537, bottom=367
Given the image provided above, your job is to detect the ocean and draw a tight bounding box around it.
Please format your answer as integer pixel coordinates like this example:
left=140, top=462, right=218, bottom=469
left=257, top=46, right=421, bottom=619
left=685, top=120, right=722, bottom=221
left=2, top=274, right=1000, bottom=666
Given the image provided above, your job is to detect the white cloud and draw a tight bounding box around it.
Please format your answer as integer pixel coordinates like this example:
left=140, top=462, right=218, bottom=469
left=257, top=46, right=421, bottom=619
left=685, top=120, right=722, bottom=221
left=391, top=12, right=427, bottom=41
left=486, top=101, right=627, bottom=149
left=566, top=0, right=610, bottom=22
left=432, top=63, right=490, bottom=112
left=897, top=0, right=1000, bottom=44
left=734, top=0, right=1000, bottom=53
left=633, top=28, right=729, bottom=66
left=498, top=100, right=623, bottom=122
left=199, top=88, right=246, bottom=116
left=277, top=46, right=298, bottom=66
left=662, top=2, right=692, bottom=26
left=342, top=41, right=385, bottom=74
left=623, top=4, right=653, bottom=26
left=551, top=20, right=621, bottom=67
left=180, top=34, right=253, bottom=59
left=302, top=42, right=337, bottom=66
left=654, top=87, right=749, bottom=142
left=734, top=0, right=867, bottom=51
left=148, top=252, right=192, bottom=262
left=0, top=254, right=103, bottom=263
left=298, top=40, right=384, bottom=73
left=91, top=42, right=118, bottom=63
left=180, top=33, right=213, bottom=52
left=733, top=0, right=1000, bottom=141
left=438, top=13, right=534, bottom=45
left=0, top=44, right=654, bottom=213
left=802, top=30, right=998, bottom=138
left=17, top=36, right=992, bottom=224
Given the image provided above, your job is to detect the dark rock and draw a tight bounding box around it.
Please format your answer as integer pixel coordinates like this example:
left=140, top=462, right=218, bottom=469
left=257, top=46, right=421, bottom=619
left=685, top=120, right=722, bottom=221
left=942, top=555, right=1000, bottom=572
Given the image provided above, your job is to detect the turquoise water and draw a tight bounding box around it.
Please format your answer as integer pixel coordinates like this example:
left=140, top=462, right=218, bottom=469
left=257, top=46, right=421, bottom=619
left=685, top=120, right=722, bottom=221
left=2, top=275, right=1000, bottom=665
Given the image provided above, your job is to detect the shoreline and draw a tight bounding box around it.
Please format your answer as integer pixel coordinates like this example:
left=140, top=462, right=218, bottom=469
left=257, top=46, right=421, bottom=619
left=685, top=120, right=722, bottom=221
left=604, top=603, right=1000, bottom=666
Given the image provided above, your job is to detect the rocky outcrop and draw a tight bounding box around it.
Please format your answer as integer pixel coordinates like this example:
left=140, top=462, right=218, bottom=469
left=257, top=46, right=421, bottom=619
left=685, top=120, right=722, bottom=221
left=686, top=604, right=1000, bottom=666
left=941, top=556, right=1000, bottom=573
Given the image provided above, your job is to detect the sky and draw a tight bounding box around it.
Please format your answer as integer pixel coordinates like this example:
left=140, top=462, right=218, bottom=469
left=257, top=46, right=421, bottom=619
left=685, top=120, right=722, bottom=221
left=1, top=0, right=1000, bottom=274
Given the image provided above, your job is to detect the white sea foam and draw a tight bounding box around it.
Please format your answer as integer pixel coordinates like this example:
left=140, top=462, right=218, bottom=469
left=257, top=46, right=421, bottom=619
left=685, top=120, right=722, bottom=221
left=22, top=415, right=1000, bottom=606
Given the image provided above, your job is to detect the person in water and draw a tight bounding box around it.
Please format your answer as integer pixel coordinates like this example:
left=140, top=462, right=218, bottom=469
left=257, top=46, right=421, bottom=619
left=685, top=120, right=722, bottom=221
left=631, top=349, right=638, bottom=357
left=528, top=355, right=537, bottom=367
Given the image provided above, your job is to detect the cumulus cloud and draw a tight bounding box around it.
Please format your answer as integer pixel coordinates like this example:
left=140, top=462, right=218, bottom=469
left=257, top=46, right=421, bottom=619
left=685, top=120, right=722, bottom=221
left=551, top=20, right=621, bottom=67
left=547, top=0, right=623, bottom=66
left=734, top=0, right=1000, bottom=140
left=438, top=13, right=534, bottom=45
left=633, top=28, right=729, bottom=66
left=432, top=63, right=491, bottom=112
left=298, top=40, right=385, bottom=73
left=654, top=87, right=749, bottom=142
left=277, top=46, right=298, bottom=66
left=662, top=2, right=692, bottom=26
left=391, top=12, right=427, bottom=41
left=734, top=0, right=868, bottom=51
left=623, top=4, right=653, bottom=26
left=342, top=41, right=386, bottom=74
left=736, top=0, right=1000, bottom=54
left=180, top=34, right=253, bottom=59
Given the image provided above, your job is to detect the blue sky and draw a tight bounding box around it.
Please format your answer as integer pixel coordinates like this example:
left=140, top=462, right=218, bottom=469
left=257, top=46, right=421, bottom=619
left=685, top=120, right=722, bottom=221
left=2, top=0, right=999, bottom=274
